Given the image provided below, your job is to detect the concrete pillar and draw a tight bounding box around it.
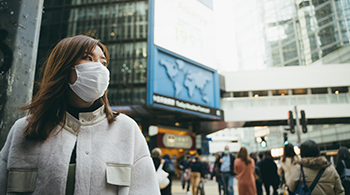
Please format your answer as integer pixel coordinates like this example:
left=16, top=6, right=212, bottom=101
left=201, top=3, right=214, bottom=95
left=0, top=0, right=44, bottom=148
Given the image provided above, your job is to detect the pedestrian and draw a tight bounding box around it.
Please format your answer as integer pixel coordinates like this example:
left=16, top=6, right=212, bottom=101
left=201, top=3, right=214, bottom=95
left=0, top=35, right=160, bottom=195
left=250, top=152, right=262, bottom=195
left=189, top=153, right=204, bottom=195
left=278, top=143, right=300, bottom=185
left=260, top=150, right=280, bottom=195
left=202, top=158, right=210, bottom=180
left=163, top=154, right=176, bottom=195
left=234, top=147, right=256, bottom=195
left=178, top=153, right=191, bottom=194
left=152, top=148, right=168, bottom=193
left=336, top=147, right=350, bottom=195
left=218, top=146, right=236, bottom=195
left=288, top=140, right=344, bottom=195
left=213, top=152, right=224, bottom=195
left=256, top=152, right=264, bottom=195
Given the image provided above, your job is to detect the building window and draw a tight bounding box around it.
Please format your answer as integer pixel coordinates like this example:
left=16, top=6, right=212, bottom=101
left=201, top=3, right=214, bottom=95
left=331, top=86, right=349, bottom=94
left=233, top=91, right=249, bottom=98
left=292, top=88, right=308, bottom=95
left=222, top=92, right=232, bottom=98
left=252, top=90, right=268, bottom=97
left=272, top=89, right=288, bottom=96
left=311, top=88, right=328, bottom=94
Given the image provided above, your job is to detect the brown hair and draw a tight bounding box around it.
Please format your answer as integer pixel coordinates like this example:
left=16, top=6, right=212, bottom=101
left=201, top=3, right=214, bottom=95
left=282, top=143, right=296, bottom=162
left=237, top=147, right=252, bottom=165
left=22, top=35, right=116, bottom=141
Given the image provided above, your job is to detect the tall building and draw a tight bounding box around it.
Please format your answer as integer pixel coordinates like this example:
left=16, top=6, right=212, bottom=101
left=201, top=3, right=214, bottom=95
left=233, top=0, right=350, bottom=69
left=37, top=0, right=223, bottom=159
left=38, top=0, right=149, bottom=107
left=217, top=0, right=350, bottom=154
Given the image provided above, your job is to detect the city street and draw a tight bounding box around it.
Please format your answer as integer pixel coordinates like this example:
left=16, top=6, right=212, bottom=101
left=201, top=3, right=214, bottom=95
left=171, top=179, right=238, bottom=195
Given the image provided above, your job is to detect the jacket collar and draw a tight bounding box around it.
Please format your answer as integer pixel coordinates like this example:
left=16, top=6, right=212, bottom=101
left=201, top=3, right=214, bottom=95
left=62, top=105, right=106, bottom=135
left=296, top=156, right=330, bottom=169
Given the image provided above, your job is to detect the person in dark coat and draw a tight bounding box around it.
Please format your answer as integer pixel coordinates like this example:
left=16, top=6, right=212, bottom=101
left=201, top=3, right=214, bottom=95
left=213, top=152, right=224, bottom=195
left=336, top=146, right=350, bottom=195
left=250, top=152, right=262, bottom=195
left=178, top=154, right=191, bottom=193
left=260, top=150, right=279, bottom=195
left=151, top=148, right=168, bottom=195
left=163, top=154, right=175, bottom=195
left=188, top=153, right=204, bottom=195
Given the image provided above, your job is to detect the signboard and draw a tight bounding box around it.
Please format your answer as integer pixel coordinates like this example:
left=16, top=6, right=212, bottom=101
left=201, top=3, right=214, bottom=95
left=148, top=0, right=222, bottom=120
left=153, top=0, right=216, bottom=69
left=157, top=133, right=195, bottom=149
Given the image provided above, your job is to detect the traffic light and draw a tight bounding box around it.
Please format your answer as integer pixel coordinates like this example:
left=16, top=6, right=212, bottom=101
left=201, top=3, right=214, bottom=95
left=300, top=110, right=307, bottom=133
left=283, top=132, right=288, bottom=145
left=288, top=111, right=295, bottom=134
left=260, top=136, right=267, bottom=148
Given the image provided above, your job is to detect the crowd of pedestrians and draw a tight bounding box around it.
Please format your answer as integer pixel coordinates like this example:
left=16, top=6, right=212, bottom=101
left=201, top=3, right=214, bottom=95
left=170, top=141, right=350, bottom=195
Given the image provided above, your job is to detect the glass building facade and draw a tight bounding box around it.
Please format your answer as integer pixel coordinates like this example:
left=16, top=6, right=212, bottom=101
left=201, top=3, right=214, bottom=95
left=37, top=0, right=149, bottom=107
left=233, top=0, right=350, bottom=69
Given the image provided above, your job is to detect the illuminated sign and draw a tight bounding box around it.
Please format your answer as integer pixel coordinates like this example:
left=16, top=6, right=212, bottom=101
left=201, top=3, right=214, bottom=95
left=162, top=133, right=193, bottom=149
left=148, top=0, right=222, bottom=120
left=153, top=94, right=221, bottom=117
left=153, top=50, right=217, bottom=107
left=154, top=0, right=216, bottom=69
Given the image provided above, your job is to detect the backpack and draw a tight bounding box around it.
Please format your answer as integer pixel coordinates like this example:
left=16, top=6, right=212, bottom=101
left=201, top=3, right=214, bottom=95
left=163, top=160, right=176, bottom=176
left=294, top=165, right=325, bottom=195
left=340, top=160, right=350, bottom=182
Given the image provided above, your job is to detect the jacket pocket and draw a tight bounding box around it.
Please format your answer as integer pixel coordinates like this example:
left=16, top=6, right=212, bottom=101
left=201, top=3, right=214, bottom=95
left=7, top=168, right=37, bottom=193
left=106, top=163, right=131, bottom=186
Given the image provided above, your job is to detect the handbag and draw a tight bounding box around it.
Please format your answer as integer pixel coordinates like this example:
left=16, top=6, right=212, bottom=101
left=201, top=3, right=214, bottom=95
left=156, top=163, right=170, bottom=189
left=199, top=180, right=205, bottom=195
left=340, top=160, right=350, bottom=181
left=183, top=168, right=191, bottom=181
left=293, top=165, right=325, bottom=195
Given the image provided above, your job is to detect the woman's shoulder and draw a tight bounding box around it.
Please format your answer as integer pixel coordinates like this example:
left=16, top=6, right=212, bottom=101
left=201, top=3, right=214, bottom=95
left=114, top=113, right=139, bottom=128
left=9, top=116, right=29, bottom=135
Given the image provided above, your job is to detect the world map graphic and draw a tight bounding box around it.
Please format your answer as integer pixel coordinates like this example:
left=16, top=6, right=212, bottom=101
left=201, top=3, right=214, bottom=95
left=159, top=59, right=211, bottom=103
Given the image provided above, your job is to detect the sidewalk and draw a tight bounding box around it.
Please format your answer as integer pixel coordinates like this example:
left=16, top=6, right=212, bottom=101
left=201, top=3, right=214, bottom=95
left=171, top=179, right=239, bottom=195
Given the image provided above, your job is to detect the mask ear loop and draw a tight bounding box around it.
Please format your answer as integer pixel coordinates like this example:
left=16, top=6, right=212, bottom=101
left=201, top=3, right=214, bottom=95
left=68, top=66, right=78, bottom=85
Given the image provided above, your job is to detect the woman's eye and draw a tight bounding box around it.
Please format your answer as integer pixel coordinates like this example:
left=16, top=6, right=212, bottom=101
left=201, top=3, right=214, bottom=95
left=102, top=62, right=107, bottom=66
left=83, top=56, right=93, bottom=61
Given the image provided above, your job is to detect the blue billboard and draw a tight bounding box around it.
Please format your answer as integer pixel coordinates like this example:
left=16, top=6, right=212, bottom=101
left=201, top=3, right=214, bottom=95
left=147, top=0, right=222, bottom=120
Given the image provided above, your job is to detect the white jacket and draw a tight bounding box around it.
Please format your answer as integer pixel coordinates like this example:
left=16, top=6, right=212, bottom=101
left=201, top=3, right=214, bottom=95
left=0, top=106, right=160, bottom=195
left=278, top=156, right=300, bottom=185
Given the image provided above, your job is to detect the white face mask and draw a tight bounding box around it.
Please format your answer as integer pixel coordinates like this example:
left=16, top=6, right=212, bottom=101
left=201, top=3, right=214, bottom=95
left=69, top=62, right=110, bottom=102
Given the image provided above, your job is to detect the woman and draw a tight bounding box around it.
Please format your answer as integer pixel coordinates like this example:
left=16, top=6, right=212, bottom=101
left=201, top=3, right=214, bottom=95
left=152, top=148, right=169, bottom=195
left=278, top=143, right=299, bottom=185
left=260, top=150, right=280, bottom=195
left=288, top=140, right=344, bottom=195
left=189, top=153, right=204, bottom=195
left=234, top=147, right=256, bottom=195
left=336, top=147, right=350, bottom=195
left=0, top=35, right=160, bottom=195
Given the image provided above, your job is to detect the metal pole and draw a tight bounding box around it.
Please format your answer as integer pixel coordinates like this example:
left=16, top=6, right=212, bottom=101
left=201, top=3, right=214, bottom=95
left=0, top=0, right=44, bottom=148
left=294, top=106, right=301, bottom=144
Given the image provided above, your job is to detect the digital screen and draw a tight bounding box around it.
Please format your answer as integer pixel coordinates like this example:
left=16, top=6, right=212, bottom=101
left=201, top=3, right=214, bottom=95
left=154, top=0, right=217, bottom=69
